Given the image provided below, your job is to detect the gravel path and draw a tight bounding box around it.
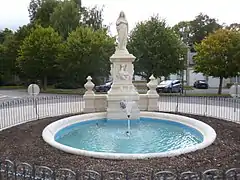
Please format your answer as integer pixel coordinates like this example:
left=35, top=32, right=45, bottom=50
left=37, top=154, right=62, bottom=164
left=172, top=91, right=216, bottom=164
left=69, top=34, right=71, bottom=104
left=0, top=113, right=239, bottom=174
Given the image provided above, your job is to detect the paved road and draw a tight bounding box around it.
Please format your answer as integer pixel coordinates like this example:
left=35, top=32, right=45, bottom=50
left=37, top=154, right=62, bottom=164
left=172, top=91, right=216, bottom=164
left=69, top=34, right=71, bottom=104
left=0, top=89, right=82, bottom=107
left=0, top=87, right=231, bottom=101
left=159, top=96, right=240, bottom=108
left=0, top=89, right=239, bottom=110
left=0, top=89, right=65, bottom=102
left=185, top=88, right=230, bottom=95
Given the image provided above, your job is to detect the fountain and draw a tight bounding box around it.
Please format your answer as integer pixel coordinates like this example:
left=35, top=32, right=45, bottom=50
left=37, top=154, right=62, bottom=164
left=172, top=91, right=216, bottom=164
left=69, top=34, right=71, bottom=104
left=42, top=11, right=216, bottom=159
left=120, top=99, right=136, bottom=135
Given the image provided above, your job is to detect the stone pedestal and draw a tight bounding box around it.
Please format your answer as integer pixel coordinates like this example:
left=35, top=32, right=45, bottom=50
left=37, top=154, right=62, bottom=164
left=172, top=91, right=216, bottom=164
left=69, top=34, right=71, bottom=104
left=83, top=76, right=95, bottom=113
left=147, top=75, right=159, bottom=111
left=107, top=50, right=140, bottom=119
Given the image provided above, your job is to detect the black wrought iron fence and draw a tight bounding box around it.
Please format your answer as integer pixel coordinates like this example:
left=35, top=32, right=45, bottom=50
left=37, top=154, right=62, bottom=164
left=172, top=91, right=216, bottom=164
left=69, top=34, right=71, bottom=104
left=0, top=95, right=84, bottom=130
left=0, top=95, right=239, bottom=131
left=0, top=159, right=239, bottom=180
left=158, top=96, right=240, bottom=123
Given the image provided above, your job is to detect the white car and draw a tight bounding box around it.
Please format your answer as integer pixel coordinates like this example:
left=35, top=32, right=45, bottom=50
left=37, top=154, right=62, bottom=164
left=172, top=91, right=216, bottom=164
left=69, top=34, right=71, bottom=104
left=156, top=80, right=182, bottom=93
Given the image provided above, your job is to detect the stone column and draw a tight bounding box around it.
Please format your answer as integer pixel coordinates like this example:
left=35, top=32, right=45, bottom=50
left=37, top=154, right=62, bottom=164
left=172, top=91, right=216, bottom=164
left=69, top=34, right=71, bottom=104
left=147, top=75, right=159, bottom=111
left=83, top=76, right=95, bottom=113
left=107, top=50, right=140, bottom=119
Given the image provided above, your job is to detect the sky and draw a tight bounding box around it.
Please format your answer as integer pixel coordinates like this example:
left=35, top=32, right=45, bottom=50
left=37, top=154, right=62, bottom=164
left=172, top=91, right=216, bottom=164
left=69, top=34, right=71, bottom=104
left=0, top=0, right=240, bottom=35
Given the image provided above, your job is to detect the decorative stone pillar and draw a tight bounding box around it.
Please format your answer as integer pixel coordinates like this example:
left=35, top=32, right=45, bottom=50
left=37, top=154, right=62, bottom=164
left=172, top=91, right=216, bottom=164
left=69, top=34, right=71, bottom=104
left=107, top=50, right=140, bottom=119
left=147, top=75, right=159, bottom=111
left=83, top=76, right=95, bottom=113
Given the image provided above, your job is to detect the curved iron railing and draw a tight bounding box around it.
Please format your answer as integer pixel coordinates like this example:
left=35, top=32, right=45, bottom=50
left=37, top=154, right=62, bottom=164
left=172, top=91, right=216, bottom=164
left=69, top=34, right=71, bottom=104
left=0, top=95, right=239, bottom=131
left=0, top=159, right=239, bottom=179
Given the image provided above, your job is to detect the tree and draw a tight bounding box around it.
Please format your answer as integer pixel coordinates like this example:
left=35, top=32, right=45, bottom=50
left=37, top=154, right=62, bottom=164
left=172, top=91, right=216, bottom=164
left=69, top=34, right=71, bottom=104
left=194, top=29, right=240, bottom=94
left=57, top=26, right=115, bottom=87
left=28, top=0, right=59, bottom=27
left=81, top=6, right=105, bottom=30
left=0, top=25, right=34, bottom=85
left=73, top=0, right=81, bottom=8
left=0, top=28, right=13, bottom=44
left=0, top=29, right=19, bottom=85
left=15, top=24, right=35, bottom=43
left=226, top=23, right=240, bottom=31
left=190, top=13, right=222, bottom=44
left=50, top=0, right=81, bottom=39
left=173, top=13, right=222, bottom=46
left=0, top=44, right=9, bottom=84
left=172, top=21, right=192, bottom=45
left=28, top=0, right=41, bottom=22
left=128, top=16, right=186, bottom=79
left=1, top=34, right=18, bottom=76
left=17, top=26, right=63, bottom=90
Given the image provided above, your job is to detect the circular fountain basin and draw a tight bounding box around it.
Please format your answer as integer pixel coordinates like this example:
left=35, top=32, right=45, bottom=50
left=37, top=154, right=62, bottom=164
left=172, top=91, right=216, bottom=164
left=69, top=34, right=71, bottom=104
left=42, top=112, right=216, bottom=159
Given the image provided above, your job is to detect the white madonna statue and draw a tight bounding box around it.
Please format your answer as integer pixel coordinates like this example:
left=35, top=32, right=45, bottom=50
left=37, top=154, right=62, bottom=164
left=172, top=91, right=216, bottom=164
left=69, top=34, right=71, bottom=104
left=116, top=11, right=128, bottom=51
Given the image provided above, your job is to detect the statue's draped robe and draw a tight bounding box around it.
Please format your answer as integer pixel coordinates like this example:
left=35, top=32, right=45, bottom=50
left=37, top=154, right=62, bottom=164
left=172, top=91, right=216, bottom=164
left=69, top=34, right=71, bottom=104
left=116, top=18, right=128, bottom=50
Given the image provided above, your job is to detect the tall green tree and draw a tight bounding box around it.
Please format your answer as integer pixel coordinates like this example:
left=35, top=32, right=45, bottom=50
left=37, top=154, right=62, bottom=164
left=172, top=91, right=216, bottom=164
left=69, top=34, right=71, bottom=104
left=226, top=23, right=240, bottom=31
left=28, top=0, right=59, bottom=27
left=28, top=0, right=41, bottom=22
left=50, top=0, right=81, bottom=39
left=0, top=25, right=33, bottom=85
left=17, top=26, right=63, bottom=90
left=0, top=30, right=18, bottom=85
left=0, top=28, right=13, bottom=44
left=1, top=34, right=18, bottom=74
left=57, top=26, right=115, bottom=87
left=73, top=0, right=81, bottom=8
left=81, top=6, right=105, bottom=30
left=190, top=13, right=222, bottom=44
left=0, top=44, right=10, bottom=84
left=172, top=21, right=192, bottom=45
left=173, top=13, right=222, bottom=45
left=10, top=24, right=35, bottom=79
left=194, top=29, right=240, bottom=94
left=128, top=16, right=186, bottom=79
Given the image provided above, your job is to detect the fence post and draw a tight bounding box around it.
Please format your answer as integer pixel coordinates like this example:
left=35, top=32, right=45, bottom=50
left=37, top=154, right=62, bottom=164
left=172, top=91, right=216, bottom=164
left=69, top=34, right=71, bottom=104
left=125, top=171, right=129, bottom=180
left=204, top=96, right=208, bottom=116
left=234, top=97, right=237, bottom=112
left=32, top=164, right=36, bottom=179
left=33, top=97, right=39, bottom=120
left=0, top=160, right=2, bottom=180
left=175, top=95, right=179, bottom=113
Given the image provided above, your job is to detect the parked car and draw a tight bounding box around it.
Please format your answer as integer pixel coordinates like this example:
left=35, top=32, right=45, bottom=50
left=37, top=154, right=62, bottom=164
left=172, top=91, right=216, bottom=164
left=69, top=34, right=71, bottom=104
left=193, top=80, right=209, bottom=89
left=95, top=81, right=112, bottom=92
left=156, top=80, right=182, bottom=93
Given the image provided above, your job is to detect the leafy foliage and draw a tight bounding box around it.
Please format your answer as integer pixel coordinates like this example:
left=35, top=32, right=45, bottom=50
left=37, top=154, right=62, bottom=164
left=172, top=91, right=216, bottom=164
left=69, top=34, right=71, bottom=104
left=0, top=25, right=34, bottom=85
left=172, top=21, right=191, bottom=45
left=128, top=16, right=186, bottom=79
left=194, top=29, right=240, bottom=93
left=57, top=26, right=115, bottom=87
left=190, top=13, right=222, bottom=44
left=173, top=13, right=222, bottom=45
left=80, top=6, right=105, bottom=30
left=226, top=23, right=240, bottom=31
left=50, top=0, right=81, bottom=39
left=28, top=0, right=41, bottom=22
left=28, top=0, right=60, bottom=27
left=17, top=26, right=63, bottom=89
left=73, top=0, right=81, bottom=8
left=0, top=30, right=18, bottom=84
left=0, top=28, right=13, bottom=44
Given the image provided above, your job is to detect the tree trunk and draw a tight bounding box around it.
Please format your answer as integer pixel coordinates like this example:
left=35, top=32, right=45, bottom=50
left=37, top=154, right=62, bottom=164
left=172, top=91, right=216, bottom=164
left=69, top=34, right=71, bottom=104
left=218, top=77, right=223, bottom=94
left=43, top=76, right=48, bottom=90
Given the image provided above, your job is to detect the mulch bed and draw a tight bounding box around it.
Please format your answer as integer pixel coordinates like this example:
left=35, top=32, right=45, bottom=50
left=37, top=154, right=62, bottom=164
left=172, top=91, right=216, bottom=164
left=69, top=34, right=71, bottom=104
left=0, top=113, right=239, bottom=173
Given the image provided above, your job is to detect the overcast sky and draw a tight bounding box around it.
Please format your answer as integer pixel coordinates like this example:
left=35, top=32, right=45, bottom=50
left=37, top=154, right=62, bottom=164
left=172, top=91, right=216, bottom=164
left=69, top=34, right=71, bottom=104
left=0, top=0, right=240, bottom=35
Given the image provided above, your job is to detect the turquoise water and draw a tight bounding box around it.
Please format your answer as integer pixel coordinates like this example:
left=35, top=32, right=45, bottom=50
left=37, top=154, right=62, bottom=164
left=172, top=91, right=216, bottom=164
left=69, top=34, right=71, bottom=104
left=55, top=118, right=204, bottom=154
